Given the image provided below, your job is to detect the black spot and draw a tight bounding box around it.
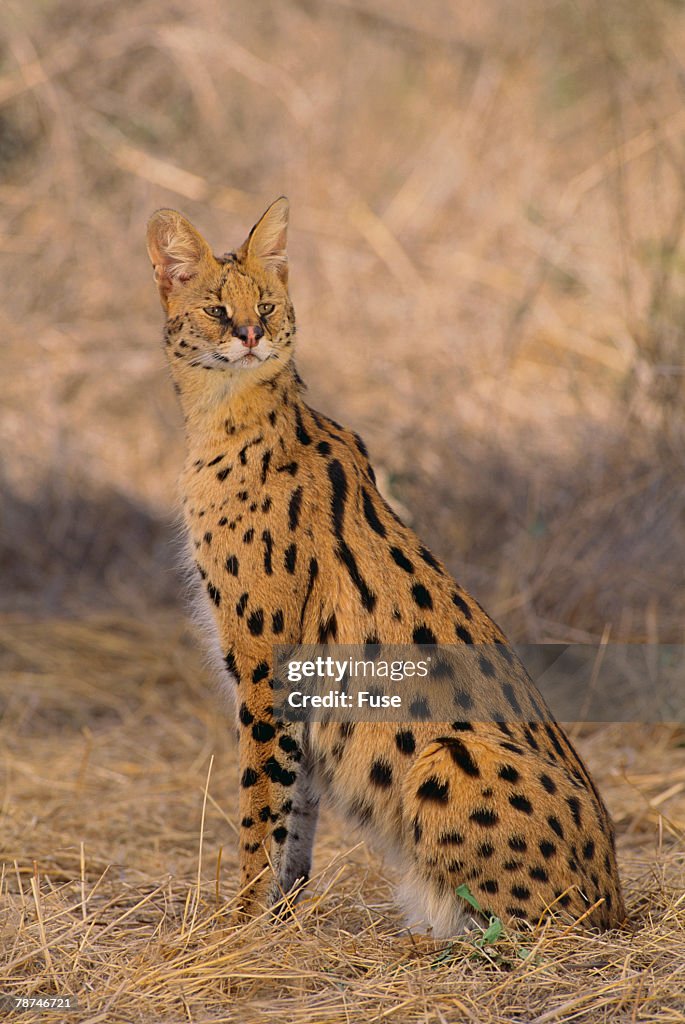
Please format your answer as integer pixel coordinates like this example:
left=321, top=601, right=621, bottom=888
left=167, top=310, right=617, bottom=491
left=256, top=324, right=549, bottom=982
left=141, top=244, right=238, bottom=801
left=258, top=805, right=272, bottom=822
left=529, top=865, right=549, bottom=883
left=417, top=777, right=449, bottom=803
left=316, top=440, right=331, bottom=456
left=506, top=906, right=529, bottom=921
left=247, top=609, right=264, bottom=636
left=451, top=592, right=472, bottom=619
left=261, top=450, right=272, bottom=483
left=239, top=703, right=254, bottom=726
left=207, top=582, right=221, bottom=606
left=539, top=840, right=557, bottom=859
left=567, top=796, right=582, bottom=828
left=352, top=432, right=369, bottom=458
left=548, top=815, right=565, bottom=839
left=440, top=737, right=480, bottom=777
left=455, top=624, right=473, bottom=643
left=544, top=723, right=567, bottom=760
left=252, top=721, right=276, bottom=743
left=500, top=741, right=525, bottom=756
left=509, top=794, right=533, bottom=815
left=236, top=592, right=248, bottom=617
left=327, top=460, right=348, bottom=538
left=413, top=819, right=423, bottom=843
left=508, top=835, right=527, bottom=852
left=478, top=655, right=496, bottom=677
left=203, top=531, right=213, bottom=545
left=539, top=773, right=557, bottom=794
left=218, top=517, right=228, bottom=527
left=252, top=662, right=269, bottom=684
left=261, top=530, right=274, bottom=575
left=299, top=558, right=319, bottom=627
left=241, top=767, right=259, bottom=788
left=226, top=555, right=239, bottom=576
left=261, top=496, right=272, bottom=513
left=454, top=689, right=474, bottom=711
left=348, top=799, right=373, bottom=826
left=271, top=609, right=284, bottom=634
left=224, top=649, right=239, bottom=680
left=504, top=859, right=522, bottom=872
left=471, top=807, right=499, bottom=827
left=439, top=831, right=464, bottom=846
left=262, top=757, right=297, bottom=786
left=498, top=764, right=520, bottom=783
left=419, top=545, right=443, bottom=573
left=478, top=841, right=495, bottom=859
left=241, top=816, right=254, bottom=828
left=413, top=625, right=437, bottom=645
left=336, top=541, right=376, bottom=612
left=364, top=635, right=380, bottom=657
left=492, top=638, right=512, bottom=662
left=370, top=760, right=393, bottom=788
left=480, top=879, right=499, bottom=895
left=510, top=885, right=530, bottom=901
left=451, top=721, right=474, bottom=732
left=273, top=826, right=288, bottom=844
left=409, top=696, right=430, bottom=719
left=288, top=487, right=303, bottom=530
left=237, top=490, right=249, bottom=502
left=268, top=409, right=277, bottom=426
left=277, top=461, right=299, bottom=476
left=318, top=614, right=338, bottom=643
left=395, top=730, right=416, bottom=754
left=411, top=583, right=433, bottom=610
left=362, top=487, right=386, bottom=537
left=523, top=726, right=539, bottom=751
left=217, top=467, right=231, bottom=482
left=284, top=543, right=297, bottom=573
left=294, top=406, right=312, bottom=445
left=278, top=734, right=300, bottom=754
left=583, top=839, right=595, bottom=861
left=390, top=547, right=414, bottom=573
left=242, top=528, right=255, bottom=545
left=502, top=683, right=523, bottom=716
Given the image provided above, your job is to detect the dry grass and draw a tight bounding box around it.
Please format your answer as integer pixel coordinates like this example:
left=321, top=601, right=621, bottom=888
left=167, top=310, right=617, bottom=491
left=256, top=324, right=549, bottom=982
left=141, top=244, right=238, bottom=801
left=2, top=616, right=685, bottom=1023
left=1, top=0, right=685, bottom=1020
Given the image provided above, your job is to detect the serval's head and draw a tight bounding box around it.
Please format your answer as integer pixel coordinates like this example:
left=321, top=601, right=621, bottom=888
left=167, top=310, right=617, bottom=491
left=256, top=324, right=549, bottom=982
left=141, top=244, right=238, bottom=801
left=147, top=198, right=295, bottom=393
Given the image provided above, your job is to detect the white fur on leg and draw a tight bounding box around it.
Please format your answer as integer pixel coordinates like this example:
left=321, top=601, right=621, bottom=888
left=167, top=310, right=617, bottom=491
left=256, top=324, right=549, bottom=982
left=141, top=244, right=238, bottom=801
left=396, top=868, right=477, bottom=938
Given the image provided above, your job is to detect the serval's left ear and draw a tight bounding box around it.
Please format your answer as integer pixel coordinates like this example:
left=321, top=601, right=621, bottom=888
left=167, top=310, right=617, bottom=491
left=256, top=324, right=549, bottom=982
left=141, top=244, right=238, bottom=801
left=238, top=197, right=289, bottom=284
left=146, top=209, right=213, bottom=309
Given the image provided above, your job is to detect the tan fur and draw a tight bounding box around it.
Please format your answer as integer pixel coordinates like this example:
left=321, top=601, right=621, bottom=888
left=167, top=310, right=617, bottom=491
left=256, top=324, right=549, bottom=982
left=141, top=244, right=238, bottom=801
left=147, top=199, right=626, bottom=935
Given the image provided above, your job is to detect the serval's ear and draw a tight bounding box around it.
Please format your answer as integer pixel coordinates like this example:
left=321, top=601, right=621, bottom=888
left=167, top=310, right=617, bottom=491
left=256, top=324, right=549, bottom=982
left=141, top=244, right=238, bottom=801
left=146, top=209, right=213, bottom=308
left=238, top=197, right=289, bottom=284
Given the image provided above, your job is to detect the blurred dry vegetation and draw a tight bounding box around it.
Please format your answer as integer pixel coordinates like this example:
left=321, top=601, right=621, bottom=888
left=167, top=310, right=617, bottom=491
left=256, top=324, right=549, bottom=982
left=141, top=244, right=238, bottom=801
left=1, top=0, right=685, bottom=1021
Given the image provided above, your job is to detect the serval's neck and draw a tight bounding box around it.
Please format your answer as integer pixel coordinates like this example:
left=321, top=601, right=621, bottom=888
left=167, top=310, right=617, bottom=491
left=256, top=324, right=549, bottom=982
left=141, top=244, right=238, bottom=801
left=178, top=362, right=306, bottom=455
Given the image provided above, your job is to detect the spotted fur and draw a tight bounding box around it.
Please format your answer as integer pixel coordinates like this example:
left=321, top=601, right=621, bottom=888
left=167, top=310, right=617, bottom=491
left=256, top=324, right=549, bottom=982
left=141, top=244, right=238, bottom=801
left=147, top=199, right=626, bottom=935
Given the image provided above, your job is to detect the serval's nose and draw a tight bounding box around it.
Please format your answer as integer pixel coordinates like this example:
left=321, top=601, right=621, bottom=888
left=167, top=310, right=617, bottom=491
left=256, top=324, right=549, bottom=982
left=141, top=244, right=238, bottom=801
left=235, top=324, right=264, bottom=349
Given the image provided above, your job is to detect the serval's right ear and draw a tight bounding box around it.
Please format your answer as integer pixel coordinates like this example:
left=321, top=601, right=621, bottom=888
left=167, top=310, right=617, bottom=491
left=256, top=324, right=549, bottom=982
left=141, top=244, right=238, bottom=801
left=146, top=210, right=213, bottom=309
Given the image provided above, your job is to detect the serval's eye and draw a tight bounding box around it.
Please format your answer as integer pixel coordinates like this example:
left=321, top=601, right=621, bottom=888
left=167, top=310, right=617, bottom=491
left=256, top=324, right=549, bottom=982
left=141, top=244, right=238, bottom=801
left=203, top=305, right=226, bottom=319
left=258, top=302, right=275, bottom=316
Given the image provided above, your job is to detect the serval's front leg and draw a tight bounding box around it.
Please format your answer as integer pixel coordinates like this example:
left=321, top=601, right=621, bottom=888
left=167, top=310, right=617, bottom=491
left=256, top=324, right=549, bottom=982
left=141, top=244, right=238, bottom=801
left=228, top=644, right=312, bottom=917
